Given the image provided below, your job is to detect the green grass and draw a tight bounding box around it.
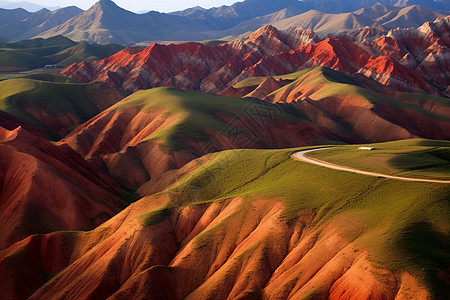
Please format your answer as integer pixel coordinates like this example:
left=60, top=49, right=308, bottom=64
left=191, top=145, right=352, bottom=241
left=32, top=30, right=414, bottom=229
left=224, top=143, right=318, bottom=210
left=201, top=40, right=227, bottom=46
left=0, top=77, right=122, bottom=139
left=233, top=67, right=450, bottom=122
left=233, top=69, right=312, bottom=89
left=0, top=36, right=123, bottom=69
left=154, top=139, right=449, bottom=296
left=113, top=87, right=300, bottom=150
left=50, top=43, right=124, bottom=66
left=309, top=139, right=450, bottom=180
left=0, top=51, right=51, bottom=68
left=135, top=207, right=172, bottom=227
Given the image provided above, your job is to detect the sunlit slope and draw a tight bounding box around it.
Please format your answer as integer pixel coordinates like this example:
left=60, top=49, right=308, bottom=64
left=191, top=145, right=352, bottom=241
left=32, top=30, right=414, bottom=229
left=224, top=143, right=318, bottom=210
left=2, top=139, right=448, bottom=299
left=222, top=67, right=450, bottom=141
left=309, top=139, right=450, bottom=180
left=63, top=87, right=335, bottom=190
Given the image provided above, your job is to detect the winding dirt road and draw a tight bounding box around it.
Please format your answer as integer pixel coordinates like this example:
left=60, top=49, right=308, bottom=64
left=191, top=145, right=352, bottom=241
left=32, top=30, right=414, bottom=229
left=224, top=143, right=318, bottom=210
left=292, top=148, right=450, bottom=184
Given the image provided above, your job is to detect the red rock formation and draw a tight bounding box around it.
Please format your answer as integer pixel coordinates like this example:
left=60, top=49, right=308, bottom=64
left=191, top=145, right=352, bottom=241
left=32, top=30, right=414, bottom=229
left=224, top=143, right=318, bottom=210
left=61, top=88, right=342, bottom=191
left=60, top=17, right=450, bottom=96
left=0, top=193, right=438, bottom=300
left=0, top=126, right=127, bottom=250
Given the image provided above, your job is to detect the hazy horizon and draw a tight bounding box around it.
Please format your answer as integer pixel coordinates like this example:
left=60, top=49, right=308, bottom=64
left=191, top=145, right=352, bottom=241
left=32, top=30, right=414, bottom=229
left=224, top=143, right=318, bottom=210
left=0, top=0, right=241, bottom=12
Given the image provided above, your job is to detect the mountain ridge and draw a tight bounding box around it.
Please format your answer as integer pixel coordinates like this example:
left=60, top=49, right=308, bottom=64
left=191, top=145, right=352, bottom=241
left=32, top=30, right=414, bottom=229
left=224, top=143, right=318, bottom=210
left=1, top=0, right=447, bottom=44
left=60, top=17, right=450, bottom=97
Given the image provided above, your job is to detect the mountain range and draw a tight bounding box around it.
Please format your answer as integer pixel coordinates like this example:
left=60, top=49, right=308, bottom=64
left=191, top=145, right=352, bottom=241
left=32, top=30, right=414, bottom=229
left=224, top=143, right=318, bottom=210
left=0, top=0, right=59, bottom=11
left=60, top=16, right=450, bottom=98
left=0, top=0, right=448, bottom=44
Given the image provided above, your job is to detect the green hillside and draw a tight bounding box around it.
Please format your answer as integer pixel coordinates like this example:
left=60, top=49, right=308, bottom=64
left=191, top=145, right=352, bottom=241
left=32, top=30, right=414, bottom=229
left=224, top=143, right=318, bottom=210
left=233, top=67, right=450, bottom=124
left=0, top=77, right=125, bottom=139
left=50, top=42, right=124, bottom=66
left=0, top=36, right=124, bottom=71
left=309, top=139, right=450, bottom=180
left=113, top=87, right=301, bottom=149
left=159, top=139, right=449, bottom=296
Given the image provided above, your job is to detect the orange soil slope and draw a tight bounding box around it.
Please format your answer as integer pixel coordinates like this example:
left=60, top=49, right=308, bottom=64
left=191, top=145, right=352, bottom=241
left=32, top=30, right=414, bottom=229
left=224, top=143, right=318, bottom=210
left=1, top=180, right=444, bottom=299
left=0, top=126, right=127, bottom=250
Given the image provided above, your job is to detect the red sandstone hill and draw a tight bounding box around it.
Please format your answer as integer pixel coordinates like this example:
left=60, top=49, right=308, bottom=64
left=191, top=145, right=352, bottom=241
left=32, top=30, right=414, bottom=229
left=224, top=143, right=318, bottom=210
left=0, top=126, right=127, bottom=250
left=60, top=17, right=450, bottom=96
left=60, top=86, right=345, bottom=191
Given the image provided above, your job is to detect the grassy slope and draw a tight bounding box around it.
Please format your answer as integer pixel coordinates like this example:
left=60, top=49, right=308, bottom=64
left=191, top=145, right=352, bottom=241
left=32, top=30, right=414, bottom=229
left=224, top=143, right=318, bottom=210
left=0, top=76, right=120, bottom=138
left=113, top=87, right=300, bottom=149
left=156, top=139, right=449, bottom=295
left=309, top=139, right=450, bottom=180
left=50, top=43, right=124, bottom=66
left=0, top=36, right=123, bottom=69
left=234, top=67, right=450, bottom=122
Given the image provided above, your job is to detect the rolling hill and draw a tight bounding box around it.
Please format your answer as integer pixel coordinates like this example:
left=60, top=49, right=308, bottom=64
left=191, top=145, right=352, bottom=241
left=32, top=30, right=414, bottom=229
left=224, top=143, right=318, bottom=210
left=0, top=125, right=127, bottom=251
left=0, top=139, right=448, bottom=299
left=0, top=35, right=124, bottom=71
left=60, top=69, right=449, bottom=193
left=0, top=75, right=126, bottom=139
left=0, top=1, right=448, bottom=299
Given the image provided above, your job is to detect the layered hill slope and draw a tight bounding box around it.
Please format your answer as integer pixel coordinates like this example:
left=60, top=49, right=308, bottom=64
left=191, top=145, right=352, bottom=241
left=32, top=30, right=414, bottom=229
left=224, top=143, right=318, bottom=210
left=0, top=75, right=126, bottom=139
left=61, top=87, right=332, bottom=190
left=0, top=126, right=127, bottom=250
left=61, top=71, right=450, bottom=193
left=1, top=140, right=448, bottom=299
left=61, top=17, right=450, bottom=96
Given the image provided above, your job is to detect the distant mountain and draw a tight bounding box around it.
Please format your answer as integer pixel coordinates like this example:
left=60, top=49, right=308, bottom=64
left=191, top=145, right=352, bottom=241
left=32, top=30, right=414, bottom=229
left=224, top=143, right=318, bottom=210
left=1, top=0, right=447, bottom=44
left=298, top=0, right=450, bottom=13
left=214, top=4, right=447, bottom=38
left=269, top=4, right=446, bottom=36
left=172, top=0, right=449, bottom=27
left=0, top=0, right=45, bottom=12
left=36, top=0, right=211, bottom=45
left=0, top=6, right=82, bottom=41
left=171, top=0, right=307, bottom=30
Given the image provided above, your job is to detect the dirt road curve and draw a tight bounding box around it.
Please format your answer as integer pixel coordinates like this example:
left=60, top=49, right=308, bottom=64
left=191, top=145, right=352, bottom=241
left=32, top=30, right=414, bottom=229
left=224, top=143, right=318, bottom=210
left=292, top=148, right=450, bottom=184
